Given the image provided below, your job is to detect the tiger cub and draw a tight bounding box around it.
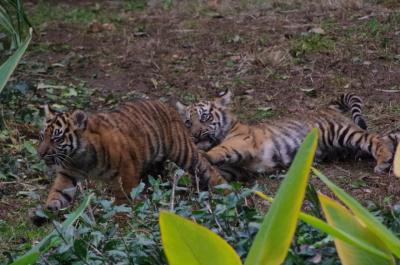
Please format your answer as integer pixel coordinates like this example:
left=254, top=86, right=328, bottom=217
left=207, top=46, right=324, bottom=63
left=174, top=91, right=393, bottom=179
left=36, top=100, right=226, bottom=213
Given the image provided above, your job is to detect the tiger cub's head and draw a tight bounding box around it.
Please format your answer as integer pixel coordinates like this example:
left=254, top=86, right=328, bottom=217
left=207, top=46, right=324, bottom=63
left=175, top=90, right=236, bottom=150
left=37, top=105, right=88, bottom=167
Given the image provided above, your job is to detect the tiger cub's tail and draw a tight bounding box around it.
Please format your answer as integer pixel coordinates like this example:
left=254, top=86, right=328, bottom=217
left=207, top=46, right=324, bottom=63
left=330, top=93, right=367, bottom=130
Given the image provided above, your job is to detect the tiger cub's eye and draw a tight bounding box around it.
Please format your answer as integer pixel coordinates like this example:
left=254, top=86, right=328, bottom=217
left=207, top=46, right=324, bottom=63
left=200, top=113, right=211, bottom=122
left=53, top=137, right=63, bottom=144
left=185, top=120, right=192, bottom=128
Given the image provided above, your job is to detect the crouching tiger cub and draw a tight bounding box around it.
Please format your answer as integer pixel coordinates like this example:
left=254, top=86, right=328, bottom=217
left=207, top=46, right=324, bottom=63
left=174, top=91, right=393, bottom=180
left=35, top=100, right=226, bottom=216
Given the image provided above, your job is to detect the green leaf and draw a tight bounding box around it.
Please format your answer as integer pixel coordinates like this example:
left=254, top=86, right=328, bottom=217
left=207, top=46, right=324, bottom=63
left=74, top=239, right=88, bottom=260
left=0, top=27, right=32, bottom=94
left=313, top=168, right=400, bottom=258
left=254, top=191, right=393, bottom=260
left=0, top=4, right=19, bottom=47
left=159, top=211, right=242, bottom=265
left=10, top=252, right=39, bottom=265
left=318, top=193, right=395, bottom=265
left=244, top=128, right=318, bottom=265
left=23, top=140, right=37, bottom=155
left=130, top=182, right=145, bottom=199
left=11, top=193, right=94, bottom=264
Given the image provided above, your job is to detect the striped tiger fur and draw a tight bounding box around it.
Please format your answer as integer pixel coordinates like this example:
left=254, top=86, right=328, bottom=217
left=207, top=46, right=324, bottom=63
left=174, top=91, right=393, bottom=180
left=36, top=100, right=226, bottom=212
left=329, top=92, right=367, bottom=130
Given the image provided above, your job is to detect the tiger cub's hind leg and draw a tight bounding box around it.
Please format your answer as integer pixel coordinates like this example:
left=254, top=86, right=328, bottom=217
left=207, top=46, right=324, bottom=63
left=109, top=162, right=141, bottom=205
left=327, top=127, right=392, bottom=174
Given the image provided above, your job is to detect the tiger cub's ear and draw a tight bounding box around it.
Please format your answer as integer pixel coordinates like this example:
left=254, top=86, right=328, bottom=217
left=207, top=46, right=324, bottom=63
left=43, top=104, right=55, bottom=119
left=172, top=99, right=188, bottom=118
left=71, top=109, right=88, bottom=130
left=215, top=90, right=233, bottom=108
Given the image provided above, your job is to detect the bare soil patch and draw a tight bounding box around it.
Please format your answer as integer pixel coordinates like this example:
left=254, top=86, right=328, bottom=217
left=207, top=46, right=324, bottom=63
left=17, top=0, right=400, bottom=206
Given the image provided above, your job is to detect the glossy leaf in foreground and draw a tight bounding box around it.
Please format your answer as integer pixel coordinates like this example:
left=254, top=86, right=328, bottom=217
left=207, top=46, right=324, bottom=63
left=319, top=193, right=394, bottom=265
left=313, top=168, right=400, bottom=258
left=0, top=27, right=32, bottom=94
left=160, top=211, right=242, bottom=265
left=254, top=191, right=391, bottom=259
left=244, top=129, right=318, bottom=265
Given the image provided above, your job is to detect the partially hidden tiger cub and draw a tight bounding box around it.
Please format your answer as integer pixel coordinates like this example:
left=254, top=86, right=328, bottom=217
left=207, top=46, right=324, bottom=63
left=36, top=100, right=226, bottom=213
left=174, top=91, right=393, bottom=180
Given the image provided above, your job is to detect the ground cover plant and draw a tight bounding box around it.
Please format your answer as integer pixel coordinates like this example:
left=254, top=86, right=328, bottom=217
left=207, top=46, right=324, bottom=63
left=8, top=130, right=400, bottom=265
left=1, top=0, right=400, bottom=264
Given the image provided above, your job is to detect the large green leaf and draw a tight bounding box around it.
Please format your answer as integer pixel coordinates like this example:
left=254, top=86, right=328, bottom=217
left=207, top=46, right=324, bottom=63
left=11, top=193, right=94, bottom=265
left=0, top=0, right=32, bottom=48
left=10, top=252, right=39, bottom=265
left=0, top=3, right=19, bottom=47
left=313, top=168, right=400, bottom=258
left=244, top=128, right=318, bottom=265
left=0, top=27, right=32, bottom=94
left=160, top=211, right=242, bottom=265
left=254, top=191, right=392, bottom=259
left=319, top=193, right=395, bottom=265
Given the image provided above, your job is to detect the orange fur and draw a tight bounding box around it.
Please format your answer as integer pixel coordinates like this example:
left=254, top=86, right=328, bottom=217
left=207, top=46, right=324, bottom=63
left=37, top=100, right=225, bottom=211
left=175, top=92, right=393, bottom=179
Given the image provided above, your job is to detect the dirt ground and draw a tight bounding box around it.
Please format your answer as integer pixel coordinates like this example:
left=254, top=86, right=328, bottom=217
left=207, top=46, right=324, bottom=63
left=3, top=0, right=400, bottom=224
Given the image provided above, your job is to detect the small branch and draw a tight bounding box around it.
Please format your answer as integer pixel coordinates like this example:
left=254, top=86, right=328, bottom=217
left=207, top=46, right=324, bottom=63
left=170, top=172, right=178, bottom=211
left=205, top=202, right=223, bottom=233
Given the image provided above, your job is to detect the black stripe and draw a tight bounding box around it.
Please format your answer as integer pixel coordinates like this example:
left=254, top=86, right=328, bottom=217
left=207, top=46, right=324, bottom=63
left=55, top=189, right=73, bottom=203
left=327, top=121, right=336, bottom=147
left=272, top=153, right=280, bottom=164
left=232, top=149, right=243, bottom=162
left=366, top=136, right=373, bottom=153
left=221, top=112, right=227, bottom=127
left=60, top=115, right=67, bottom=124
left=97, top=114, right=114, bottom=128
left=180, top=137, right=190, bottom=168
left=314, top=121, right=327, bottom=148
left=354, top=134, right=363, bottom=147
left=345, top=131, right=358, bottom=146
left=338, top=126, right=351, bottom=147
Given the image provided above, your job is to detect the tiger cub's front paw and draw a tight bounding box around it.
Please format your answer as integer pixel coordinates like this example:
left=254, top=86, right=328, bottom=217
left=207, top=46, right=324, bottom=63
left=374, top=163, right=391, bottom=175
left=45, top=199, right=63, bottom=212
left=203, top=152, right=226, bottom=166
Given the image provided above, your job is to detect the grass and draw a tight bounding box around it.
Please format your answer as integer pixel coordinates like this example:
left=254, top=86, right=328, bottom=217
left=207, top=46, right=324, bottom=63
left=0, top=199, right=51, bottom=261
left=236, top=96, right=278, bottom=122
left=29, top=1, right=122, bottom=29
left=123, top=0, right=148, bottom=11
left=290, top=33, right=336, bottom=59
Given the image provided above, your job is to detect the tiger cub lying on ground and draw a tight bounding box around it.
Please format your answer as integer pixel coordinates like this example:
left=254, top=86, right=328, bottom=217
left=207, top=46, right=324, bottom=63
left=175, top=91, right=394, bottom=180
left=35, top=99, right=226, bottom=216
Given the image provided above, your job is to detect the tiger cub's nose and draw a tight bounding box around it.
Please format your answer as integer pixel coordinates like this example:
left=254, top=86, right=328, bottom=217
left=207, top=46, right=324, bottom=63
left=37, top=145, right=48, bottom=158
